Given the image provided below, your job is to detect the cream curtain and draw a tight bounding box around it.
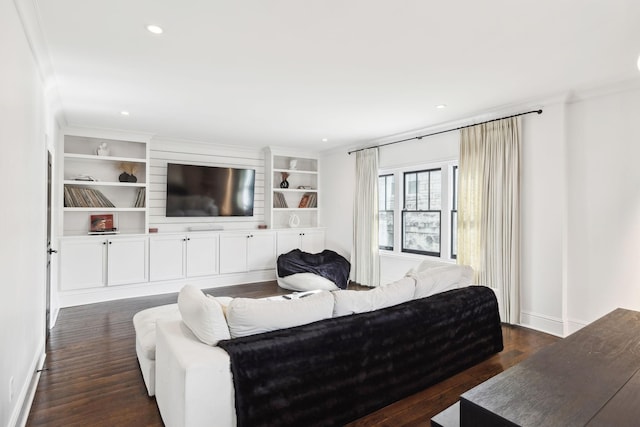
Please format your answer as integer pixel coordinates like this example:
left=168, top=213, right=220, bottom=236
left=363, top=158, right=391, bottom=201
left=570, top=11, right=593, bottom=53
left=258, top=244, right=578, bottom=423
left=458, top=117, right=520, bottom=323
left=352, top=148, right=380, bottom=287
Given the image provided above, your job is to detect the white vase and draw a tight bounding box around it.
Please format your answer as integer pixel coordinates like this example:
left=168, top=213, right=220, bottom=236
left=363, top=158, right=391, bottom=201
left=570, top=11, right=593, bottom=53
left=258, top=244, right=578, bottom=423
left=288, top=213, right=300, bottom=228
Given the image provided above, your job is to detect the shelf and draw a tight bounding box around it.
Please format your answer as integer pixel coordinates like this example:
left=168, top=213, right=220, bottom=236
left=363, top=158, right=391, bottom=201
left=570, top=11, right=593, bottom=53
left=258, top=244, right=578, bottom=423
left=64, top=153, right=147, bottom=163
left=273, top=188, right=317, bottom=193
left=273, top=168, right=317, bottom=175
left=64, top=207, right=146, bottom=212
left=64, top=180, right=146, bottom=187
left=273, top=208, right=319, bottom=212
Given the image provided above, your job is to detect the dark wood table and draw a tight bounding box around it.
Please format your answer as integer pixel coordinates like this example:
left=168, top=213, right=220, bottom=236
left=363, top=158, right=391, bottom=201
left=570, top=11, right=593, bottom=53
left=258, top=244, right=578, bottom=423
left=432, top=308, right=640, bottom=427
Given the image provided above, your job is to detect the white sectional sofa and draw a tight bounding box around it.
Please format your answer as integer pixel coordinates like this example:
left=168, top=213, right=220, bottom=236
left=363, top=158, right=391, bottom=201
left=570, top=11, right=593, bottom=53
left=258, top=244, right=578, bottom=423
left=137, top=261, right=492, bottom=427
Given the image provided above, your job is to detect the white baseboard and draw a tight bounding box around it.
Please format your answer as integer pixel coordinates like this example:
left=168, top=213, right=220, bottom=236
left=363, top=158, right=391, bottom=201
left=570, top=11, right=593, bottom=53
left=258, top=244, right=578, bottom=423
left=58, top=270, right=277, bottom=307
left=11, top=347, right=46, bottom=427
left=519, top=310, right=565, bottom=337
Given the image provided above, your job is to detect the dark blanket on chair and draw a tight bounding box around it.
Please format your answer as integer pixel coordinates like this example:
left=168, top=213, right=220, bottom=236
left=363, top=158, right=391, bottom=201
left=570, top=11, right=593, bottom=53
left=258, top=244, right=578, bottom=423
left=277, top=249, right=350, bottom=289
left=218, top=286, right=503, bottom=427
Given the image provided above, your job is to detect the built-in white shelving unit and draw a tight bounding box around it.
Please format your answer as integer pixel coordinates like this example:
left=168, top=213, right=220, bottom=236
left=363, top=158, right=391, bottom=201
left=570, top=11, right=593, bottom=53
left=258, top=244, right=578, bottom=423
left=61, top=131, right=150, bottom=236
left=265, top=147, right=320, bottom=229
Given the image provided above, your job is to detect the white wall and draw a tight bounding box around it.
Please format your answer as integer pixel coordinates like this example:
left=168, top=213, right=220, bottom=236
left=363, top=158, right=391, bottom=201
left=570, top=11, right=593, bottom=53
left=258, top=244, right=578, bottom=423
left=0, top=1, right=48, bottom=425
left=565, top=85, right=640, bottom=331
left=519, top=102, right=566, bottom=335
left=319, top=148, right=355, bottom=260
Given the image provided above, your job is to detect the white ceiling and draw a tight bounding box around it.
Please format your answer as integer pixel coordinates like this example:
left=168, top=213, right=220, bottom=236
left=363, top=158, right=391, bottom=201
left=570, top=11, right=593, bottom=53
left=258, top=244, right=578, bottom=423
left=32, top=0, right=640, bottom=150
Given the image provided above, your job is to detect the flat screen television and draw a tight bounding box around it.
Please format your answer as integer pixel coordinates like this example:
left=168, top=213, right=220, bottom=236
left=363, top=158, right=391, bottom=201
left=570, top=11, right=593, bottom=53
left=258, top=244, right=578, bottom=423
left=165, top=163, right=256, bottom=217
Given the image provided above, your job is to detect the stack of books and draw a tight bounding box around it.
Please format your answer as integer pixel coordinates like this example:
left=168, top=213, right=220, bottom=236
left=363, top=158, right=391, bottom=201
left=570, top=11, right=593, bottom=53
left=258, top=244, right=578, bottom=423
left=298, top=192, right=317, bottom=208
left=274, top=192, right=288, bottom=208
left=64, top=186, right=115, bottom=208
left=134, top=188, right=146, bottom=208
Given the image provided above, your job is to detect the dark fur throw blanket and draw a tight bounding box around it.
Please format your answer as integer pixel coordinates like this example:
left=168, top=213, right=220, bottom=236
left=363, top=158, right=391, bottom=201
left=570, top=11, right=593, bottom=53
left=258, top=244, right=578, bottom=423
left=218, top=286, right=503, bottom=427
left=277, top=249, right=350, bottom=289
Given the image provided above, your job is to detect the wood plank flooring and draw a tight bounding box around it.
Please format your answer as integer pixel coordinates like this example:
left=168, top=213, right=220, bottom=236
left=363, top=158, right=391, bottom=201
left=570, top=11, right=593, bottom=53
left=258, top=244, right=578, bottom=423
left=27, top=281, right=559, bottom=427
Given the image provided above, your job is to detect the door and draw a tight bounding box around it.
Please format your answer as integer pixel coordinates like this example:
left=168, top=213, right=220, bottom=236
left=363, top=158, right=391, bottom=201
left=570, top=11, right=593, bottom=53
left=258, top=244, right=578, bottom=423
left=300, top=230, right=325, bottom=254
left=276, top=230, right=300, bottom=256
left=186, top=233, right=219, bottom=278
left=60, top=239, right=106, bottom=290
left=149, top=234, right=186, bottom=281
left=46, top=152, right=55, bottom=336
left=247, top=232, right=276, bottom=271
left=107, top=237, right=148, bottom=286
left=219, top=234, right=249, bottom=274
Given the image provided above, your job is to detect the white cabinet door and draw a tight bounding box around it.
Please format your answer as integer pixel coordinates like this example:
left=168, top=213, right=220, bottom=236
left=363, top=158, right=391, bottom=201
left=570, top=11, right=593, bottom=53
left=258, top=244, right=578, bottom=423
left=149, top=235, right=186, bottom=282
left=300, top=230, right=325, bottom=254
left=219, top=234, right=249, bottom=274
left=276, top=229, right=325, bottom=255
left=248, top=232, right=276, bottom=271
left=276, top=230, right=301, bottom=256
left=186, top=233, right=219, bottom=277
left=107, top=236, right=148, bottom=286
left=60, top=239, right=106, bottom=290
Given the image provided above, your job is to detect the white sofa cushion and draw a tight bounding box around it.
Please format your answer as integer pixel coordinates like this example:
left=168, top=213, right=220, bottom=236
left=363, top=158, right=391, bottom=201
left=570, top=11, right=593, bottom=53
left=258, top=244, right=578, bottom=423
left=226, top=290, right=334, bottom=338
left=332, top=277, right=415, bottom=317
left=177, top=285, right=231, bottom=346
left=408, top=262, right=474, bottom=299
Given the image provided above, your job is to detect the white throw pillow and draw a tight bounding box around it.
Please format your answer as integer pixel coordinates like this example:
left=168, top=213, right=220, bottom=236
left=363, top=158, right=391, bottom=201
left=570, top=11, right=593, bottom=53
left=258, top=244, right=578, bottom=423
left=178, top=285, right=231, bottom=346
left=332, top=277, right=415, bottom=317
left=410, top=264, right=474, bottom=299
left=226, top=290, right=334, bottom=338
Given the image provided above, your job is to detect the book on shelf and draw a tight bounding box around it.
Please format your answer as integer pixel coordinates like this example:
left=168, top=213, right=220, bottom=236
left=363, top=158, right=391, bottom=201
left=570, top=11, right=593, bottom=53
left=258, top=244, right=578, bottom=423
left=273, top=191, right=288, bottom=208
left=298, top=192, right=317, bottom=209
left=134, top=187, right=146, bottom=208
left=64, top=185, right=115, bottom=208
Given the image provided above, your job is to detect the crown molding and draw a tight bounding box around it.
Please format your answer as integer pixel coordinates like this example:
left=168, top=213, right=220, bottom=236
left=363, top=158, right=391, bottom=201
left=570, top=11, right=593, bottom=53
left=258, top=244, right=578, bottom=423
left=13, top=0, right=67, bottom=128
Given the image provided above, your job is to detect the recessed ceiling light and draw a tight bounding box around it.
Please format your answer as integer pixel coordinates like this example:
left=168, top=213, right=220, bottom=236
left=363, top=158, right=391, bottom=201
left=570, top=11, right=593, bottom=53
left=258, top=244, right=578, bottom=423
left=436, top=104, right=447, bottom=109
left=322, top=138, right=328, bottom=142
left=147, top=25, right=163, bottom=34
left=120, top=111, right=130, bottom=116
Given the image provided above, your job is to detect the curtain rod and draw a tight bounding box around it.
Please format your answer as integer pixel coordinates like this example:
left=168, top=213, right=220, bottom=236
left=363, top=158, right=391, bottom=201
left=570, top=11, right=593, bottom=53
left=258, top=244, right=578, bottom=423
left=348, top=109, right=543, bottom=155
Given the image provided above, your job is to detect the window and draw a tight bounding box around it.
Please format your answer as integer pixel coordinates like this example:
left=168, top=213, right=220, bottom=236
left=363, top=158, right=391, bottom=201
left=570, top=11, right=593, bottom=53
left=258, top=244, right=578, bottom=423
left=378, top=174, right=394, bottom=250
left=402, top=169, right=441, bottom=256
left=451, top=165, right=458, bottom=259
left=379, top=162, right=457, bottom=260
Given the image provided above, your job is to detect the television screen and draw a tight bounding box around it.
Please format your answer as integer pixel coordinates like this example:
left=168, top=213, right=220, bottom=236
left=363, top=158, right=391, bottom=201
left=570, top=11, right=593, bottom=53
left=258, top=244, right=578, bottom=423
left=165, top=163, right=255, bottom=217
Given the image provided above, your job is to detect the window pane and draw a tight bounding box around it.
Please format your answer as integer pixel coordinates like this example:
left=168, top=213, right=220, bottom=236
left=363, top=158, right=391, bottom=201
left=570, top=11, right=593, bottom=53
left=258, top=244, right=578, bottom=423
left=378, top=176, right=385, bottom=210
left=417, top=171, right=429, bottom=210
left=402, top=211, right=440, bottom=254
left=452, top=166, right=458, bottom=210
left=386, top=175, right=395, bottom=210
left=379, top=211, right=394, bottom=249
left=404, top=173, right=417, bottom=210
left=451, top=210, right=457, bottom=258
left=430, top=170, right=441, bottom=210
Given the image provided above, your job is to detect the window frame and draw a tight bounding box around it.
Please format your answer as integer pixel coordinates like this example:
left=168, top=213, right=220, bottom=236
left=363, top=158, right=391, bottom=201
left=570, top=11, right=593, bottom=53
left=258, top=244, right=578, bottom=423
left=378, top=173, right=395, bottom=251
left=401, top=168, right=442, bottom=257
left=378, top=160, right=458, bottom=262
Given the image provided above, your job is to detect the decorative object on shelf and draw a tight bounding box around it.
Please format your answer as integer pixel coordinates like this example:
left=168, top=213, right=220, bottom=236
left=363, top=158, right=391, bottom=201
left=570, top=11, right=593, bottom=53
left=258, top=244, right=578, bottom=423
left=289, top=159, right=297, bottom=170
left=288, top=213, right=300, bottom=228
left=149, top=227, right=158, bottom=233
left=280, top=172, right=290, bottom=188
left=89, top=213, right=117, bottom=234
left=298, top=193, right=310, bottom=208
left=118, top=162, right=138, bottom=182
left=96, top=142, right=110, bottom=156
left=257, top=224, right=268, bottom=229
left=73, top=175, right=97, bottom=181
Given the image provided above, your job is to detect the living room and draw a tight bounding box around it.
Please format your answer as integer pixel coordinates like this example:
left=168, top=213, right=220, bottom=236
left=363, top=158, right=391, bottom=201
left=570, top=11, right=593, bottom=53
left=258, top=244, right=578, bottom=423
left=3, top=1, right=640, bottom=426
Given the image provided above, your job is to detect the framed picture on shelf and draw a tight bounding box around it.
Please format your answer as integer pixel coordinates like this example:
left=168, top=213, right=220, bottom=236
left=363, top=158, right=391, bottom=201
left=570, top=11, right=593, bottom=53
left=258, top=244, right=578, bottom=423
left=298, top=193, right=310, bottom=208
left=89, top=213, right=117, bottom=234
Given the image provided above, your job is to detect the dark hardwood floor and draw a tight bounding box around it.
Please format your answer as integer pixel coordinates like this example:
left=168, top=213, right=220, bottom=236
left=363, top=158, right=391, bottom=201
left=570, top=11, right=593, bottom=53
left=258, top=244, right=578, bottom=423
left=27, top=281, right=559, bottom=427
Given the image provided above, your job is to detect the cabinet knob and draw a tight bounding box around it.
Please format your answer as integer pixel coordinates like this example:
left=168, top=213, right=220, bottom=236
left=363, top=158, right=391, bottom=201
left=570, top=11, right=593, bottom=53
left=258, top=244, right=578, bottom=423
left=183, top=238, right=187, bottom=242
left=103, top=241, right=107, bottom=245
left=187, top=238, right=190, bottom=241
left=108, top=241, right=112, bottom=245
